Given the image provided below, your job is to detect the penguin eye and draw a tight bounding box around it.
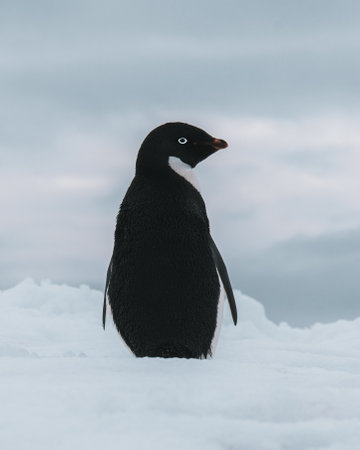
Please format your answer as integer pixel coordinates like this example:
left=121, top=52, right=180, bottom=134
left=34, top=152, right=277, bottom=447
left=178, top=137, right=188, bottom=145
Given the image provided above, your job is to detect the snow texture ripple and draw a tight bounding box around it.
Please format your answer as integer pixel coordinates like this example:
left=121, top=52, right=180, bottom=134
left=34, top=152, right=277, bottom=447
left=1, top=278, right=360, bottom=450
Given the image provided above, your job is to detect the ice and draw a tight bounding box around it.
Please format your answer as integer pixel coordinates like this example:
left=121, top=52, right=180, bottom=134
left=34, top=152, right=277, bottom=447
left=1, top=279, right=360, bottom=449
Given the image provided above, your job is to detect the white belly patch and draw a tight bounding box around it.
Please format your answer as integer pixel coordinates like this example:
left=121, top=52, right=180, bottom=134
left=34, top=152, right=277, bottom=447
left=209, top=272, right=225, bottom=357
left=168, top=156, right=200, bottom=191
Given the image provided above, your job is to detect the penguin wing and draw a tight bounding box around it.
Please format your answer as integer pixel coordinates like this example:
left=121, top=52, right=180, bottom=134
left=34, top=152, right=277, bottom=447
left=209, top=235, right=237, bottom=325
left=102, top=255, right=113, bottom=330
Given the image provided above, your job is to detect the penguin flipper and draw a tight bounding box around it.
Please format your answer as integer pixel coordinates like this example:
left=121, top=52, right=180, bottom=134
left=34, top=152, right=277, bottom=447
left=209, top=235, right=237, bottom=325
left=103, top=256, right=113, bottom=330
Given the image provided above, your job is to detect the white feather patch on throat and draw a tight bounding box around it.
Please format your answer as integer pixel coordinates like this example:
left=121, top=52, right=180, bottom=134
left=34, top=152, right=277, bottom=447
left=168, top=156, right=200, bottom=191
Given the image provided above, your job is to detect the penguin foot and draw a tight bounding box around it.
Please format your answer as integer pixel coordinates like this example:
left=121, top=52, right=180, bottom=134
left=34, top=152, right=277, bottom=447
left=151, top=343, right=197, bottom=359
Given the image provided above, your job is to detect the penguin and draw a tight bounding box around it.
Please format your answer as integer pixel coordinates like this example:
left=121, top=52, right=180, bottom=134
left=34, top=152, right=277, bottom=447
left=103, top=122, right=237, bottom=359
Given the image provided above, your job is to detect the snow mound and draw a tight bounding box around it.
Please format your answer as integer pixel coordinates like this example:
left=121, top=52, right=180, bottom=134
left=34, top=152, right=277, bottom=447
left=1, top=279, right=360, bottom=450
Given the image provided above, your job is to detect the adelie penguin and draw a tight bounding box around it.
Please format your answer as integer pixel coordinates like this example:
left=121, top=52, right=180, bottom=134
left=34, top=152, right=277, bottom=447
left=103, top=122, right=237, bottom=359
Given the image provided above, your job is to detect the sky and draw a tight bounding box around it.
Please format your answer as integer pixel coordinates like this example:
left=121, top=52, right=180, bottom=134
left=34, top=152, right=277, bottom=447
left=1, top=0, right=360, bottom=325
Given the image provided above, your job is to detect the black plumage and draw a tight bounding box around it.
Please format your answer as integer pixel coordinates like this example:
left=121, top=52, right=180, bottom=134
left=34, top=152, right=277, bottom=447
left=104, top=122, right=237, bottom=359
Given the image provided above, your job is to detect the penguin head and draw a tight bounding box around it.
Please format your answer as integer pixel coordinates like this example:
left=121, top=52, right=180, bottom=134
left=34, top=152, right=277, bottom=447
left=136, top=122, right=228, bottom=174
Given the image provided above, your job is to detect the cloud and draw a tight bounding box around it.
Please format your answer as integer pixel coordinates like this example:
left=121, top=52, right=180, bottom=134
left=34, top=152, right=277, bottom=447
left=1, top=0, right=360, bottom=324
left=2, top=1, right=360, bottom=128
left=201, top=114, right=360, bottom=252
left=230, top=227, right=360, bottom=326
left=2, top=112, right=360, bottom=309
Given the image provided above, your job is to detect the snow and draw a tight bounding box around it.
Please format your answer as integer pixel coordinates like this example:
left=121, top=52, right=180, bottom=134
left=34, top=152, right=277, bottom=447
left=1, top=279, right=360, bottom=450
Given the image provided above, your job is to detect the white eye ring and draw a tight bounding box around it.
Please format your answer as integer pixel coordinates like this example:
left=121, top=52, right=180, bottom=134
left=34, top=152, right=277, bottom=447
left=178, top=137, right=187, bottom=144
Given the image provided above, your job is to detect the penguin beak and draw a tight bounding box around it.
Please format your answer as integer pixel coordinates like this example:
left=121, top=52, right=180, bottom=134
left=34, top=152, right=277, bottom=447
left=193, top=137, right=228, bottom=157
left=210, top=138, right=228, bottom=150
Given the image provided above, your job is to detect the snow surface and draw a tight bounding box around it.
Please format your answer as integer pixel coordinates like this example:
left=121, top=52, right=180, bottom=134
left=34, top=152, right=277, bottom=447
left=1, top=279, right=360, bottom=450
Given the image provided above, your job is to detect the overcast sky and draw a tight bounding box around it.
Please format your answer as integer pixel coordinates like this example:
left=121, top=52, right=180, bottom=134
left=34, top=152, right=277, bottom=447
left=1, top=0, right=360, bottom=325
